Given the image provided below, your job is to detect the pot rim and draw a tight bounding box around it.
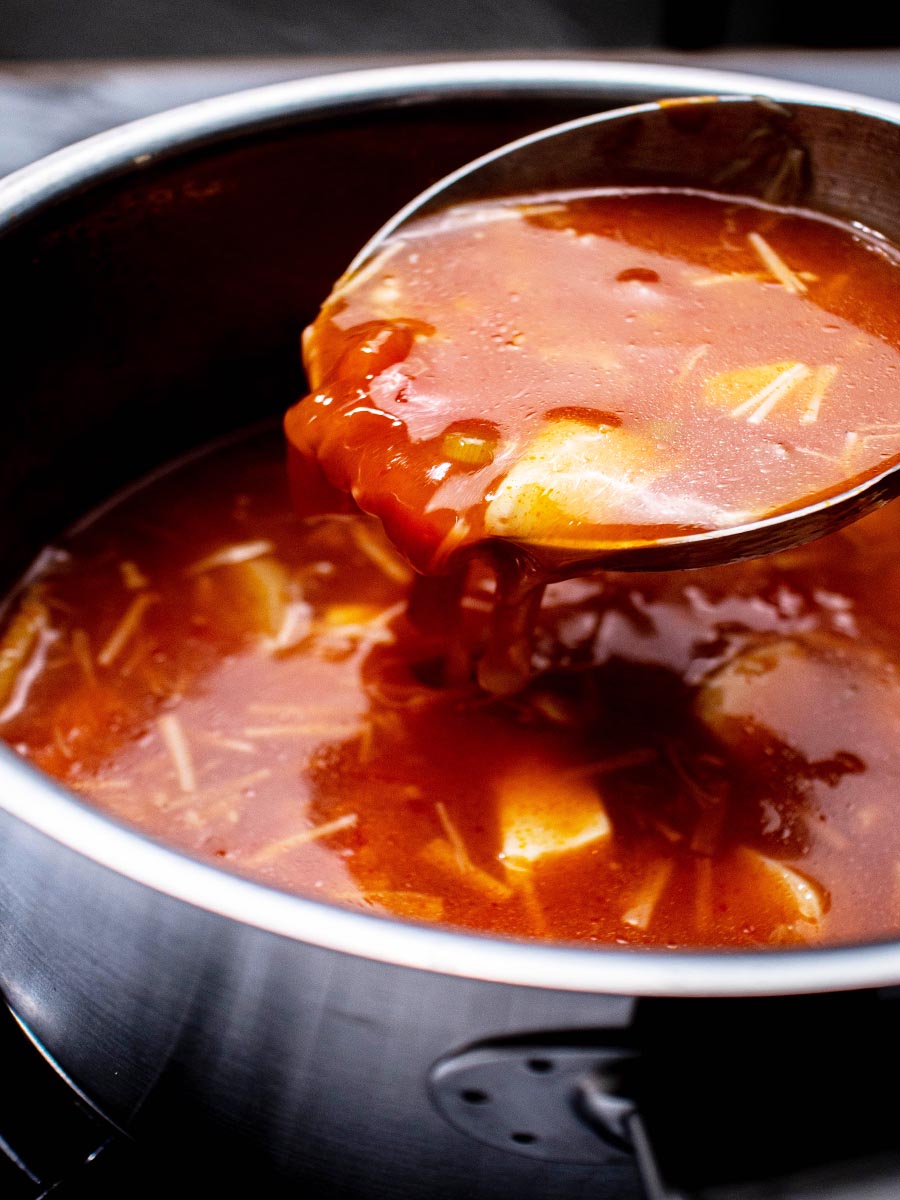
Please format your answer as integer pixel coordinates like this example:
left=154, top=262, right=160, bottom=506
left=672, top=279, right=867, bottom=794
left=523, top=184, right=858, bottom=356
left=5, top=57, right=900, bottom=999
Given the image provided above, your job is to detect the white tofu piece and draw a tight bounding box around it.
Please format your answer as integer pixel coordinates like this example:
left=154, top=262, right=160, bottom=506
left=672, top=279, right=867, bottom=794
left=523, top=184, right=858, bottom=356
left=193, top=556, right=296, bottom=640
left=484, top=418, right=747, bottom=542
left=498, top=763, right=612, bottom=867
left=738, top=848, right=826, bottom=924
left=696, top=635, right=900, bottom=766
left=484, top=420, right=654, bottom=542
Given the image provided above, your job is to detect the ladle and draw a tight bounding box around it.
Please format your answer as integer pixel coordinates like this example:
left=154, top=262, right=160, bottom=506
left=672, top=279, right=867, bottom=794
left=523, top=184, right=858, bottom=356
left=341, top=93, right=900, bottom=572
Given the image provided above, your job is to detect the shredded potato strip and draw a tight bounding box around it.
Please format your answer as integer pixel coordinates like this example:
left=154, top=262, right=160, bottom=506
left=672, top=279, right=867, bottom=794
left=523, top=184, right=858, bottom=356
left=157, top=713, right=196, bottom=794
left=433, top=801, right=514, bottom=899
left=424, top=799, right=514, bottom=900
left=77, top=778, right=133, bottom=792
left=622, top=860, right=674, bottom=930
left=514, top=869, right=548, bottom=936
left=695, top=268, right=817, bottom=289
left=161, top=769, right=275, bottom=816
left=422, top=838, right=514, bottom=902
left=563, top=747, right=657, bottom=780
left=197, top=732, right=257, bottom=754
left=794, top=446, right=840, bottom=466
left=186, top=540, right=275, bottom=576
left=422, top=789, right=512, bottom=899
left=330, top=889, right=446, bottom=921
left=677, top=344, right=709, bottom=380
left=199, top=769, right=273, bottom=797
left=746, top=232, right=807, bottom=295
left=70, top=628, right=96, bottom=685
left=434, top=801, right=469, bottom=872
left=243, top=723, right=361, bottom=738
left=266, top=600, right=313, bottom=653
left=118, top=634, right=154, bottom=678
left=428, top=517, right=471, bottom=573
left=247, top=813, right=358, bottom=867
left=800, top=365, right=838, bottom=424
left=731, top=363, right=811, bottom=424
left=693, top=271, right=765, bottom=288
left=98, top=593, right=158, bottom=668
left=119, top=560, right=149, bottom=590
left=0, top=591, right=53, bottom=718
left=842, top=431, right=861, bottom=468
left=349, top=523, right=414, bottom=586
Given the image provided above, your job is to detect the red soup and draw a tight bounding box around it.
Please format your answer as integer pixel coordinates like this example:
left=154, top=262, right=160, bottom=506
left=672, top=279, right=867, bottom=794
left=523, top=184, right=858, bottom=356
left=5, top=188, right=900, bottom=949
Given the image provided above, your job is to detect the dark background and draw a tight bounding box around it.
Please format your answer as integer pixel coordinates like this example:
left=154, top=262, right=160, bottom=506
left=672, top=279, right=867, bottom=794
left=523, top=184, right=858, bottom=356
left=5, top=0, right=900, bottom=176
left=2, top=0, right=900, bottom=57
left=4, top=1, right=900, bottom=178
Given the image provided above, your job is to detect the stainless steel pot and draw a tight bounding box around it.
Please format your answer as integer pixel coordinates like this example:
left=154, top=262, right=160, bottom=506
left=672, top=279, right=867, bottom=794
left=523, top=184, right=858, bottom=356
left=4, top=60, right=900, bottom=1199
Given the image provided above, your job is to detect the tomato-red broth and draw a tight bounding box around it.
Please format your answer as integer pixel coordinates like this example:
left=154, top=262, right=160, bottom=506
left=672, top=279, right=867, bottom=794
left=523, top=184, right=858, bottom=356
left=7, top=188, right=900, bottom=949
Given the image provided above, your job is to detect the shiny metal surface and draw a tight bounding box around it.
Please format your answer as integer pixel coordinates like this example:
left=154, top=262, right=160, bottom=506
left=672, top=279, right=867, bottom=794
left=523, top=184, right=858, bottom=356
left=349, top=92, right=900, bottom=573
left=3, top=59, right=895, bottom=227
left=3, top=59, right=900, bottom=1194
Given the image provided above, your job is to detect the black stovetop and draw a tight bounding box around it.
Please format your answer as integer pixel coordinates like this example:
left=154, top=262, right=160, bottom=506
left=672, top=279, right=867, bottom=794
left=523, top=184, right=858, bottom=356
left=0, top=1001, right=139, bottom=1199
left=0, top=996, right=275, bottom=1196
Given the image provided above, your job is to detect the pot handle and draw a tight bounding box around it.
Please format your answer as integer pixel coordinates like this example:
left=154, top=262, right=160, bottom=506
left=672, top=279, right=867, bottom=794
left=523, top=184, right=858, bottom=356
left=429, top=989, right=900, bottom=1200
left=581, top=1066, right=900, bottom=1200
left=612, top=990, right=900, bottom=1200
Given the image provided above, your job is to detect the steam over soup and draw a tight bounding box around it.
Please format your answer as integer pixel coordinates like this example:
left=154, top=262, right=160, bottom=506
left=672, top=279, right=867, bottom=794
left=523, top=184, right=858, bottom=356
left=6, top=188, right=900, bottom=948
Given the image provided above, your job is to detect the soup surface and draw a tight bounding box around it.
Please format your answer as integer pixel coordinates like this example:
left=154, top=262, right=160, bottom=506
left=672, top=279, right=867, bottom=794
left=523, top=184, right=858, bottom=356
left=286, top=189, right=900, bottom=575
left=4, top=427, right=900, bottom=948
left=7, top=187, right=900, bottom=950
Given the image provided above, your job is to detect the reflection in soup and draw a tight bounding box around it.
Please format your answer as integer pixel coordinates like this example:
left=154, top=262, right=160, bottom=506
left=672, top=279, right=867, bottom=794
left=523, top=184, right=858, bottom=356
left=4, top=428, right=900, bottom=948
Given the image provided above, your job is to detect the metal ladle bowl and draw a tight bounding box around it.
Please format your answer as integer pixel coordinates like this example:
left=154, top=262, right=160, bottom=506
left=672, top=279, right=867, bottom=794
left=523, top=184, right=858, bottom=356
left=346, top=94, right=900, bottom=572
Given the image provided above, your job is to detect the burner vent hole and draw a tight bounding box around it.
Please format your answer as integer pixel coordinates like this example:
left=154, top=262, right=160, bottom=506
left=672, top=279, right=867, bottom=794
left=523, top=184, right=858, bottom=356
left=511, top=1132, right=538, bottom=1145
left=526, top=1057, right=554, bottom=1074
left=460, top=1088, right=490, bottom=1104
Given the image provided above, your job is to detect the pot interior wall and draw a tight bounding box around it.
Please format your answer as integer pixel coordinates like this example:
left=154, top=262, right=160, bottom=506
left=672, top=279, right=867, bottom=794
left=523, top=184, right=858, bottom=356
left=2, top=96, right=609, bottom=592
